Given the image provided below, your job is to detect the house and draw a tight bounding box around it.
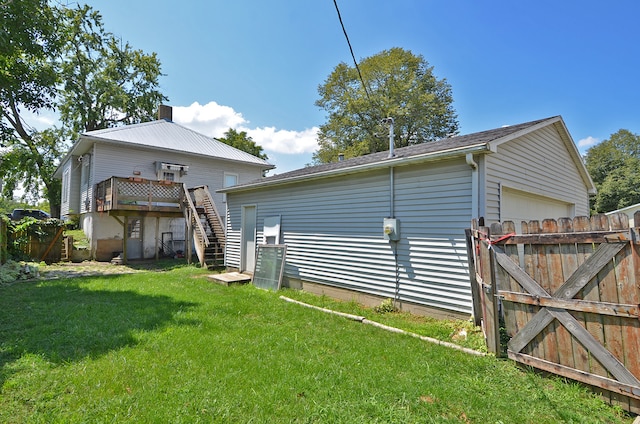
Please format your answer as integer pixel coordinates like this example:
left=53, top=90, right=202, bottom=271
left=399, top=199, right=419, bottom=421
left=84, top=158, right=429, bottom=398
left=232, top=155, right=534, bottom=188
left=220, top=116, right=596, bottom=319
left=606, top=203, right=640, bottom=227
left=54, top=106, right=273, bottom=263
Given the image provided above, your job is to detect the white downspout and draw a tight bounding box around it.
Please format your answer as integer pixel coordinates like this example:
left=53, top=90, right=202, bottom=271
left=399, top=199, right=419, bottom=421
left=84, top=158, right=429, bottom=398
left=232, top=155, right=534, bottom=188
left=386, top=117, right=395, bottom=159
left=390, top=166, right=395, bottom=218
left=385, top=117, right=396, bottom=217
left=466, top=153, right=479, bottom=219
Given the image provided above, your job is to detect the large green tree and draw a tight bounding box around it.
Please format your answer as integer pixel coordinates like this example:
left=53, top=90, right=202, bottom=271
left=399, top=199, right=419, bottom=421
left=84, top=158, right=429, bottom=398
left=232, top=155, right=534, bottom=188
left=217, top=128, right=268, bottom=160
left=0, top=2, right=166, bottom=216
left=585, top=129, right=640, bottom=213
left=58, top=6, right=166, bottom=133
left=314, top=47, right=459, bottom=163
left=1, top=0, right=63, bottom=207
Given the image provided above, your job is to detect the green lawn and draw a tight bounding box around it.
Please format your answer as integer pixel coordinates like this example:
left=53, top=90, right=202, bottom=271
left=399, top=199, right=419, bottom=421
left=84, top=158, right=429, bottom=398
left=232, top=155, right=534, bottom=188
left=0, top=265, right=632, bottom=423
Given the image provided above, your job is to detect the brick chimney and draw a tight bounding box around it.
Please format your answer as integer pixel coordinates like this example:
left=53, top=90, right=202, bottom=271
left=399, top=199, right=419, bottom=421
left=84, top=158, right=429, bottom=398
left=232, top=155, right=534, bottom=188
left=158, top=104, right=172, bottom=121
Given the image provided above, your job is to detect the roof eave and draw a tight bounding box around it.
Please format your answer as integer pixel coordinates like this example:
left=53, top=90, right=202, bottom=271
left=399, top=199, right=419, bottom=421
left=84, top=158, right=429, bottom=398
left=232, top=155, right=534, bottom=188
left=220, top=143, right=491, bottom=194
left=79, top=134, right=274, bottom=169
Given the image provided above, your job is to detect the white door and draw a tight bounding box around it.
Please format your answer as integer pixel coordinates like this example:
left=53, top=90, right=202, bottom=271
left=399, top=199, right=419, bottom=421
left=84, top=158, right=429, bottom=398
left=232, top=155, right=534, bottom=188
left=126, top=217, right=143, bottom=259
left=241, top=206, right=257, bottom=273
left=502, top=187, right=574, bottom=223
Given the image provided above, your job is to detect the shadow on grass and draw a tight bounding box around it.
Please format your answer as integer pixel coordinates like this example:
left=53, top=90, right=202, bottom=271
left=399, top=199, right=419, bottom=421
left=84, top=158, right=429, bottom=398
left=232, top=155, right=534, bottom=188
left=0, top=275, right=198, bottom=385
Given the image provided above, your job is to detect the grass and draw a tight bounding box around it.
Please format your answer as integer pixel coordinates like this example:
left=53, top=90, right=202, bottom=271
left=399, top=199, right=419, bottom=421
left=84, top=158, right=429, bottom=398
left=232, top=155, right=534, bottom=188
left=63, top=228, right=89, bottom=249
left=278, top=290, right=487, bottom=353
left=0, top=264, right=633, bottom=423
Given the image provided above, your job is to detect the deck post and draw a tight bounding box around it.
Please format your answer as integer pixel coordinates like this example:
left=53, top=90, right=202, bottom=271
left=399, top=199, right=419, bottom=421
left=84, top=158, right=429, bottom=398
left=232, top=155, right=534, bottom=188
left=155, top=217, right=160, bottom=260
left=123, top=215, right=128, bottom=265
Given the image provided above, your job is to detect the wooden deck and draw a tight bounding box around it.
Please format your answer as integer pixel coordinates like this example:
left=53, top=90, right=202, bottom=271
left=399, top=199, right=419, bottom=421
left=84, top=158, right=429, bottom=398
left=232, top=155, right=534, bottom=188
left=95, top=177, right=183, bottom=214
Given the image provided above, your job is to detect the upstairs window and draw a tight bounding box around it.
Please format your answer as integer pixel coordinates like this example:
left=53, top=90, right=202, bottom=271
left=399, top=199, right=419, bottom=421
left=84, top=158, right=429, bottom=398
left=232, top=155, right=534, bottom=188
left=223, top=173, right=238, bottom=202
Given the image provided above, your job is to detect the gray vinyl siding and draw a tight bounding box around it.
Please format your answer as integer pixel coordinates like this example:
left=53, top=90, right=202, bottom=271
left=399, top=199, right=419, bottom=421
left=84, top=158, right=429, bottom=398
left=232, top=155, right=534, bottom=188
left=226, top=158, right=475, bottom=314
left=393, top=160, right=473, bottom=312
left=483, top=125, right=589, bottom=223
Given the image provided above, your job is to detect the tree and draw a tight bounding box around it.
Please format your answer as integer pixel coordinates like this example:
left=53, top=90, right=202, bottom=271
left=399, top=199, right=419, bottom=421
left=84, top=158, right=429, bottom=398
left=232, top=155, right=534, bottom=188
left=58, top=6, right=167, bottom=134
left=584, top=129, right=640, bottom=213
left=1, top=0, right=63, bottom=211
left=217, top=128, right=268, bottom=160
left=313, top=47, right=459, bottom=163
left=0, top=3, right=166, bottom=216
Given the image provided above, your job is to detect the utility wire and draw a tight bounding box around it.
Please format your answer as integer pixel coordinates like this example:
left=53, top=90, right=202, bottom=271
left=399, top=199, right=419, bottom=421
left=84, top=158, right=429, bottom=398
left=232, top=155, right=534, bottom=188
left=332, top=0, right=373, bottom=104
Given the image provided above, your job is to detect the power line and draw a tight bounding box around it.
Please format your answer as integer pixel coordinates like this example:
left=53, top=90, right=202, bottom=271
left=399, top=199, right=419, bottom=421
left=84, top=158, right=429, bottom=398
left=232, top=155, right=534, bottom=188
left=332, top=0, right=373, bottom=103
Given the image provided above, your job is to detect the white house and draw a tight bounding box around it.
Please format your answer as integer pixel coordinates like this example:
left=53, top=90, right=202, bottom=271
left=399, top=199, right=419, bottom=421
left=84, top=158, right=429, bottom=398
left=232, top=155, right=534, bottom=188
left=220, top=116, right=596, bottom=319
left=606, top=203, right=640, bottom=227
left=55, top=107, right=273, bottom=262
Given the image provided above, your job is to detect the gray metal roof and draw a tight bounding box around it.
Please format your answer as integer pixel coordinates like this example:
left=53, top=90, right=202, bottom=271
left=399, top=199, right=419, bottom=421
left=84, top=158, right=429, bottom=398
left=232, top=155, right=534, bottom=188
left=222, top=116, right=567, bottom=192
left=70, top=119, right=273, bottom=167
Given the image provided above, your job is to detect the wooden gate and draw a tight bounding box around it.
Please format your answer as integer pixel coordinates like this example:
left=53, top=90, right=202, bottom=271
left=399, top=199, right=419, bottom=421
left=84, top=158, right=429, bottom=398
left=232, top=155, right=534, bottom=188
left=467, top=213, right=640, bottom=414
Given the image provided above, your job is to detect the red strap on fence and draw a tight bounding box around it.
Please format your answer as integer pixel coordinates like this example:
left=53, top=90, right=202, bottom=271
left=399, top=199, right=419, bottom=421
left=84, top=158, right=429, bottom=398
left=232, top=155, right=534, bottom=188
left=488, top=232, right=516, bottom=245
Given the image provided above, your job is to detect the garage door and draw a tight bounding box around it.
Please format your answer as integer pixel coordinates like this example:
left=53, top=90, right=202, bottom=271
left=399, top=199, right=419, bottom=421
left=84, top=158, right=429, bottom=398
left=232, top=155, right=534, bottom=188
left=502, top=187, right=575, bottom=223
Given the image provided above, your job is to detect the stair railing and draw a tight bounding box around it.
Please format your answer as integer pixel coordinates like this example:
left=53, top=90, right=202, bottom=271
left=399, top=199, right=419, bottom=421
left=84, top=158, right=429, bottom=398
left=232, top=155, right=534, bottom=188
left=201, top=185, right=225, bottom=244
left=182, top=184, right=209, bottom=267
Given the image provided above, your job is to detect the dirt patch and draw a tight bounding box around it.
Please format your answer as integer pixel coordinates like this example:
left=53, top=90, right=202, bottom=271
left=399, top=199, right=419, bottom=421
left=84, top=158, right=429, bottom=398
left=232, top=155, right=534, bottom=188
left=40, top=261, right=145, bottom=279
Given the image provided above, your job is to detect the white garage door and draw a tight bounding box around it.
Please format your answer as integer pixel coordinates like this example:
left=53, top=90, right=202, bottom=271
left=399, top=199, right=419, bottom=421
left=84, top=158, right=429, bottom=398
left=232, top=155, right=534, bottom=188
left=502, top=187, right=575, bottom=223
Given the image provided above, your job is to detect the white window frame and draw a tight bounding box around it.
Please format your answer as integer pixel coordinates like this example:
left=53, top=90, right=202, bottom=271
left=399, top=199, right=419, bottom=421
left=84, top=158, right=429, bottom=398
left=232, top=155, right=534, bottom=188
left=62, top=168, right=70, bottom=203
left=223, top=172, right=238, bottom=202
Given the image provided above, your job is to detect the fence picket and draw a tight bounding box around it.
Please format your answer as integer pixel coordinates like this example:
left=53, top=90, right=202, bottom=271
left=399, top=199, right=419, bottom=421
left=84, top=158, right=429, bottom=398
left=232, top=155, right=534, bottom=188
left=467, top=214, right=640, bottom=414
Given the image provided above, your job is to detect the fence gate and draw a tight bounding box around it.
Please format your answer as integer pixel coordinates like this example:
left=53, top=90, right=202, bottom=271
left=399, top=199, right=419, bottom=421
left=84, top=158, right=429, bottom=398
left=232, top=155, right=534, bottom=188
left=467, top=213, right=640, bottom=414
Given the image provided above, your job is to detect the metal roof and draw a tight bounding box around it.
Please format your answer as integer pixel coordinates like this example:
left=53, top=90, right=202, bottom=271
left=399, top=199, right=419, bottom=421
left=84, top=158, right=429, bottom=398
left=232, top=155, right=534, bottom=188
left=65, top=119, right=273, bottom=168
left=222, top=116, right=588, bottom=193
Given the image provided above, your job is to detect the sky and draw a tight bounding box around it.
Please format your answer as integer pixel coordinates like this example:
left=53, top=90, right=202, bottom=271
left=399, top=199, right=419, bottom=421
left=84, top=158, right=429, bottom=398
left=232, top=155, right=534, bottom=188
left=39, top=0, right=640, bottom=174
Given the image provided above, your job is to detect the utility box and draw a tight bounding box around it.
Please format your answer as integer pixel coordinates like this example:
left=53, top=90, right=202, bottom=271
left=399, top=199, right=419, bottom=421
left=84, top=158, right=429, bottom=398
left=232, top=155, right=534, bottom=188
left=383, top=218, right=400, bottom=241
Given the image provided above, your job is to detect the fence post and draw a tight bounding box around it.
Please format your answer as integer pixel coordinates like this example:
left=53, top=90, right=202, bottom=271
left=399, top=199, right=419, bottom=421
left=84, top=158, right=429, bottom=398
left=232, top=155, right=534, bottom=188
left=465, top=226, right=483, bottom=326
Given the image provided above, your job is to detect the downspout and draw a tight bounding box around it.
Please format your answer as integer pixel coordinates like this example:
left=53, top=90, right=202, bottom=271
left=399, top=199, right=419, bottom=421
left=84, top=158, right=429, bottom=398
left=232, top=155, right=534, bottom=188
left=389, top=167, right=395, bottom=218
left=466, top=153, right=479, bottom=220
left=386, top=117, right=395, bottom=217
left=385, top=117, right=400, bottom=307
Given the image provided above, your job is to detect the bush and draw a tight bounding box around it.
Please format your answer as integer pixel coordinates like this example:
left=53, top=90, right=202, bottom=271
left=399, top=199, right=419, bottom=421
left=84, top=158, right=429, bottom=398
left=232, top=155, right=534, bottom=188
left=0, top=260, right=40, bottom=284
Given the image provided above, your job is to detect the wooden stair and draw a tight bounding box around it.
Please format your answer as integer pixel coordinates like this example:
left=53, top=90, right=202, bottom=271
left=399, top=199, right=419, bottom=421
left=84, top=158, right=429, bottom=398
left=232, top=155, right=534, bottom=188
left=183, top=185, right=226, bottom=269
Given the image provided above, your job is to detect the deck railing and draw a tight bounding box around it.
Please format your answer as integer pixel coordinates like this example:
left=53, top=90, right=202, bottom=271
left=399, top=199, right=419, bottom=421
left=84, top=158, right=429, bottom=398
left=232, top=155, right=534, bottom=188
left=95, top=177, right=183, bottom=213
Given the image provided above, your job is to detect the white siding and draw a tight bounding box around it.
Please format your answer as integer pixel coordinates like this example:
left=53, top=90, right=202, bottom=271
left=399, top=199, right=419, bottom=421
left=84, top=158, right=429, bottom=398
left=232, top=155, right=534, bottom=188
left=78, top=142, right=265, bottom=259
left=483, top=125, right=589, bottom=223
left=60, top=158, right=81, bottom=217
left=227, top=158, right=475, bottom=314
left=92, top=143, right=264, bottom=213
left=80, top=151, right=93, bottom=214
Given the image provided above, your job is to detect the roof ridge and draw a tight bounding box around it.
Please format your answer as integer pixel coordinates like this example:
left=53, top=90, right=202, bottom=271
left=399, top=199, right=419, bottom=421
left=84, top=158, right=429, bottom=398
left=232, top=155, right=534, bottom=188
left=225, top=116, right=564, bottom=190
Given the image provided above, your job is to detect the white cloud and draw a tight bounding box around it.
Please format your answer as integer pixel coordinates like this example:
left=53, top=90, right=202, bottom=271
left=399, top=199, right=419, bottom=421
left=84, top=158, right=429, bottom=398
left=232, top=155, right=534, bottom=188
left=246, top=126, right=319, bottom=154
left=173, top=101, right=318, bottom=155
left=577, top=136, right=599, bottom=150
left=173, top=101, right=247, bottom=138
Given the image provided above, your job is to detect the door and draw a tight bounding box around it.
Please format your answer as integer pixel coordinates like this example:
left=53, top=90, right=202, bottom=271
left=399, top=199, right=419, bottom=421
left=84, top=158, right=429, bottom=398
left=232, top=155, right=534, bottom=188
left=241, top=206, right=257, bottom=273
left=126, top=217, right=143, bottom=260
left=502, top=187, right=574, bottom=222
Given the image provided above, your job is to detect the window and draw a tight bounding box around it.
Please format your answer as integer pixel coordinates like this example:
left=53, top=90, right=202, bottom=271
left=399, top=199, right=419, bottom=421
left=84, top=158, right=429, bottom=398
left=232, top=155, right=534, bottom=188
left=162, top=171, right=175, bottom=181
left=223, top=173, right=238, bottom=202
left=127, top=218, right=141, bottom=239
left=62, top=169, right=70, bottom=203
left=224, top=173, right=238, bottom=188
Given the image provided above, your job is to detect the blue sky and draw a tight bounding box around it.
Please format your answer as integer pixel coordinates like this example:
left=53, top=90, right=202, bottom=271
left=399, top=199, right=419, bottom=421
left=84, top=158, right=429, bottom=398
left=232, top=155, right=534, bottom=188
left=71, top=0, right=640, bottom=174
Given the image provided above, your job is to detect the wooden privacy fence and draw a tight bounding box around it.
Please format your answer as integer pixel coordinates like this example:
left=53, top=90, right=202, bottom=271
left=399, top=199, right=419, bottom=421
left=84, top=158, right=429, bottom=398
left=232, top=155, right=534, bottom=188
left=466, top=213, right=640, bottom=414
